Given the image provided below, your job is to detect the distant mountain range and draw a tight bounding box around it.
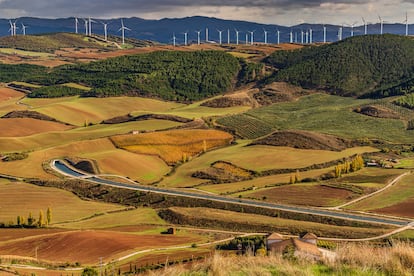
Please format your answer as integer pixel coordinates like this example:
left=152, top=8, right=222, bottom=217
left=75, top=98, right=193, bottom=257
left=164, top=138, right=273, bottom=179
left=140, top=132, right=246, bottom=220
left=0, top=16, right=412, bottom=44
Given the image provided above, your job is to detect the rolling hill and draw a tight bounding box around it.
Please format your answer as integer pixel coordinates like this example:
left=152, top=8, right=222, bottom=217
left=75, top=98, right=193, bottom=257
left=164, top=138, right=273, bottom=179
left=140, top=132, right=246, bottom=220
left=266, top=34, right=414, bottom=98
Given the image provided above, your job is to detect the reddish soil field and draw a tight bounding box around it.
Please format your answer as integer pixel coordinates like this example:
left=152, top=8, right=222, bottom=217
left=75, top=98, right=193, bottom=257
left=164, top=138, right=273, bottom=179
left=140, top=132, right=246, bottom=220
left=0, top=229, right=67, bottom=243
left=0, top=118, right=72, bottom=137
left=0, top=87, right=24, bottom=101
left=373, top=199, right=414, bottom=218
left=0, top=230, right=201, bottom=264
left=247, top=184, right=355, bottom=207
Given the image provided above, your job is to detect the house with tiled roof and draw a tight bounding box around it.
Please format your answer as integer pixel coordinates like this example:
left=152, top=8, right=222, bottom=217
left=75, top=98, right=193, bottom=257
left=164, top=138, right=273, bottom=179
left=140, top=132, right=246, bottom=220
left=266, top=232, right=321, bottom=260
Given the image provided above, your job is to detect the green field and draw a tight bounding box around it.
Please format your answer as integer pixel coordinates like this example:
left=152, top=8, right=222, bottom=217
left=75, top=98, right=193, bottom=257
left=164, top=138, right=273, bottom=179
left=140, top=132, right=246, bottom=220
left=0, top=48, right=53, bottom=57
left=0, top=180, right=122, bottom=224
left=217, top=94, right=414, bottom=143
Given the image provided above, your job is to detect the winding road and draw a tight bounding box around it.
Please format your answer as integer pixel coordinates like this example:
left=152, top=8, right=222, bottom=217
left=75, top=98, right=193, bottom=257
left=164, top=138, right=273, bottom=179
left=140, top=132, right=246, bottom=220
left=51, top=159, right=412, bottom=227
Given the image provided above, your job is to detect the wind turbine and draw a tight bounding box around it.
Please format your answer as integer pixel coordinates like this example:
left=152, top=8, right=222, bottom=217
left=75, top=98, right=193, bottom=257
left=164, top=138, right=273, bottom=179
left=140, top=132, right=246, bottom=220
left=263, top=29, right=268, bottom=44
left=289, top=30, right=293, bottom=43
left=13, top=21, right=18, bottom=36
left=362, top=17, right=368, bottom=35
left=21, top=23, right=27, bottom=36
left=245, top=32, right=248, bottom=45
left=301, top=30, right=304, bottom=44
left=217, top=29, right=223, bottom=45
left=172, top=33, right=176, bottom=47
left=277, top=30, right=280, bottom=45
left=323, top=25, right=327, bottom=43
left=83, top=19, right=88, bottom=35
left=305, top=30, right=309, bottom=44
left=118, top=19, right=131, bottom=45
left=183, top=32, right=188, bottom=46
left=101, top=22, right=108, bottom=41
left=8, top=20, right=14, bottom=36
left=88, top=17, right=97, bottom=36
left=249, top=30, right=255, bottom=45
left=205, top=28, right=209, bottom=42
left=75, top=17, right=79, bottom=34
left=404, top=12, right=409, bottom=36
left=227, top=29, right=230, bottom=44
left=338, top=25, right=343, bottom=41
left=378, top=15, right=384, bottom=35
left=195, top=30, right=201, bottom=45
left=235, top=29, right=241, bottom=45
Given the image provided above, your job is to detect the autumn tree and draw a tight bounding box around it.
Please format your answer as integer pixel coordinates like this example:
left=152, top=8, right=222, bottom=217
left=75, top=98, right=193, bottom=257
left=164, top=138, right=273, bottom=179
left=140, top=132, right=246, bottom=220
left=46, top=207, right=52, bottom=225
left=38, top=210, right=45, bottom=227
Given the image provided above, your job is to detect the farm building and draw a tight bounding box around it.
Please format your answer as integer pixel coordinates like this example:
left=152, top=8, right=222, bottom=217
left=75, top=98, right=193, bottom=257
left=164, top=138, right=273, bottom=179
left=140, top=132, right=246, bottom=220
left=267, top=232, right=321, bottom=260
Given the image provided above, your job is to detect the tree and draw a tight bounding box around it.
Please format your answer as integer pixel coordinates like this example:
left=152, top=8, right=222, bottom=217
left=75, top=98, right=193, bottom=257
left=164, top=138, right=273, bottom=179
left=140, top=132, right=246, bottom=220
left=38, top=210, right=44, bottom=227
left=81, top=267, right=98, bottom=276
left=46, top=207, right=52, bottom=225
left=294, top=170, right=300, bottom=183
left=16, top=215, right=21, bottom=226
left=27, top=212, right=35, bottom=226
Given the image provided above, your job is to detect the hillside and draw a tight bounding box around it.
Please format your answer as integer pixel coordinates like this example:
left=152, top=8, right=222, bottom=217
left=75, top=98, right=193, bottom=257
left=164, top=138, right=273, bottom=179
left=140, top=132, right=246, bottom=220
left=266, top=34, right=414, bottom=98
left=5, top=51, right=242, bottom=101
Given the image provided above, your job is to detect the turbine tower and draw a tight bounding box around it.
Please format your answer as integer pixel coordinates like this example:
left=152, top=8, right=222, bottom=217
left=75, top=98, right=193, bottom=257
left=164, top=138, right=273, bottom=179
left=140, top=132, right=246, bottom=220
left=235, top=29, right=240, bottom=45
left=21, top=23, right=27, bottom=36
left=205, top=28, right=209, bottom=42
left=195, top=30, right=201, bottom=45
left=101, top=22, right=108, bottom=41
left=305, top=31, right=309, bottom=44
left=75, top=17, right=79, bottom=34
left=323, top=25, right=327, bottom=43
left=362, top=17, right=368, bottom=35
left=227, top=29, right=230, bottom=44
left=338, top=25, right=343, bottom=41
left=118, top=19, right=131, bottom=45
left=83, top=19, right=88, bottom=35
left=404, top=12, right=409, bottom=36
left=249, top=30, right=255, bottom=45
left=263, top=29, right=268, bottom=44
left=349, top=22, right=358, bottom=37
left=301, top=30, right=304, bottom=44
left=183, top=32, right=188, bottom=46
left=289, top=30, right=293, bottom=43
left=13, top=21, right=17, bottom=36
left=8, top=20, right=14, bottom=36
left=245, top=33, right=248, bottom=45
left=217, top=29, right=223, bottom=45
left=172, top=33, right=176, bottom=47
left=88, top=17, right=96, bottom=36
left=277, top=30, right=280, bottom=45
left=378, top=15, right=384, bottom=35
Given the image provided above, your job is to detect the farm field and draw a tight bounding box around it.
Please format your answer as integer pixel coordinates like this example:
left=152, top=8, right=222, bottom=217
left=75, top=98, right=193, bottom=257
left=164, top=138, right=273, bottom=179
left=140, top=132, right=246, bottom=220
left=0, top=229, right=206, bottom=265
left=0, top=120, right=181, bottom=153
left=158, top=139, right=377, bottom=188
left=0, top=118, right=72, bottom=137
left=347, top=173, right=414, bottom=218
left=0, top=87, right=25, bottom=116
left=217, top=94, right=414, bottom=143
left=112, top=129, right=233, bottom=164
left=0, top=179, right=122, bottom=224
left=56, top=208, right=166, bottom=229
left=0, top=138, right=170, bottom=181
left=22, top=96, right=183, bottom=126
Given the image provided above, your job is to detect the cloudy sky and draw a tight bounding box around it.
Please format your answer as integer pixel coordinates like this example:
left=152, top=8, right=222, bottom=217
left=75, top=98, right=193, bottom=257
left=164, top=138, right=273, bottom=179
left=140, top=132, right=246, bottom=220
left=0, top=0, right=413, bottom=26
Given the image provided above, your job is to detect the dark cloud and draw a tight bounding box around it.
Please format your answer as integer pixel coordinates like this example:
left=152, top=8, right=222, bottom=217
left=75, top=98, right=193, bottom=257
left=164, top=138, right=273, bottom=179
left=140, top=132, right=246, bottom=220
left=0, top=0, right=374, bottom=18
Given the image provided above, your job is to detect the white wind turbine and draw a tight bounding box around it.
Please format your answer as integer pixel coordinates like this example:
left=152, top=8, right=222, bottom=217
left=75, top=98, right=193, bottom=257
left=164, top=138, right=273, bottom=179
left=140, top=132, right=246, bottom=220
left=195, top=30, right=201, bottom=45
left=83, top=19, right=88, bottom=35
left=338, top=25, right=343, bottom=41
left=404, top=12, right=409, bottom=36
left=205, top=28, right=209, bottom=42
left=227, top=29, right=230, bottom=44
left=249, top=30, right=255, bottom=45
left=362, top=17, right=368, bottom=35
left=289, top=30, right=293, bottom=43
left=75, top=17, right=79, bottom=34
left=101, top=22, right=108, bottom=41
left=301, top=30, right=304, bottom=44
left=378, top=15, right=385, bottom=35
left=88, top=17, right=97, bottom=36
left=183, top=32, right=188, bottom=46
left=13, top=21, right=18, bottom=36
left=118, top=19, right=131, bottom=45
left=235, top=29, right=241, bottom=45
left=172, top=33, right=176, bottom=47
left=277, top=30, right=280, bottom=45
left=245, top=32, right=248, bottom=45
left=323, top=25, right=327, bottom=43
left=263, top=29, right=268, bottom=44
left=217, top=29, right=223, bottom=45
left=8, top=20, right=14, bottom=36
left=21, top=23, right=27, bottom=36
left=305, top=30, right=309, bottom=44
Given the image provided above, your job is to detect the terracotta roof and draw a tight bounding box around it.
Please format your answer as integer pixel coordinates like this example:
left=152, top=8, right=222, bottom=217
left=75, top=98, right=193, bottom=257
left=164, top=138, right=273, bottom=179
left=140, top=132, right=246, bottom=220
left=268, top=238, right=321, bottom=257
left=300, top=232, right=318, bottom=239
left=267, top=233, right=283, bottom=240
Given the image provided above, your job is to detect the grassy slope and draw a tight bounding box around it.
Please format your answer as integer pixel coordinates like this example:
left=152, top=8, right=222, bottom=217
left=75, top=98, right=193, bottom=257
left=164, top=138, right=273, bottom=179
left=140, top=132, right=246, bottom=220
left=218, top=93, right=414, bottom=142
left=0, top=179, right=122, bottom=224
left=56, top=208, right=166, bottom=229
left=158, top=139, right=376, bottom=188
left=347, top=173, right=414, bottom=212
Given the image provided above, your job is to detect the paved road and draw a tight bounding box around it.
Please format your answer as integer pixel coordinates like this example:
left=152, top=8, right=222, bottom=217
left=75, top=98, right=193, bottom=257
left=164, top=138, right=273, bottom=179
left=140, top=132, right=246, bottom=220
left=51, top=160, right=412, bottom=227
